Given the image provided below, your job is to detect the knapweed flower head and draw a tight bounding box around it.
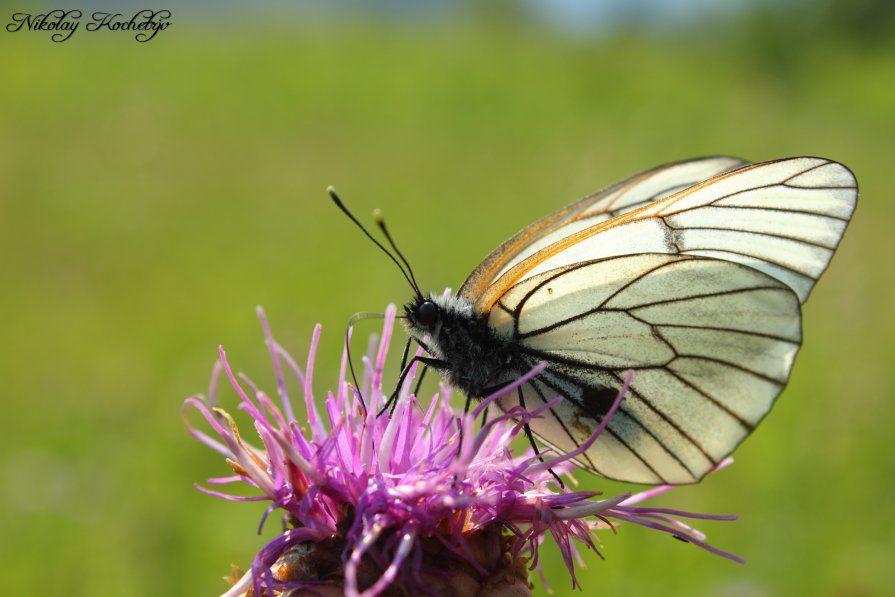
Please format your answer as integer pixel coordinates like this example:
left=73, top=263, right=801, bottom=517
left=184, top=305, right=741, bottom=597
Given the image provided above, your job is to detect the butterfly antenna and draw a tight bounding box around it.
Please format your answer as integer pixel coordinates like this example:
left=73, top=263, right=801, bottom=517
left=374, top=210, right=423, bottom=299
left=328, top=187, right=420, bottom=296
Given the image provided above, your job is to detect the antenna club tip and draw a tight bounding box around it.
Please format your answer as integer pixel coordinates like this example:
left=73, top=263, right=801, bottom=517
left=373, top=208, right=384, bottom=224
left=327, top=185, right=340, bottom=201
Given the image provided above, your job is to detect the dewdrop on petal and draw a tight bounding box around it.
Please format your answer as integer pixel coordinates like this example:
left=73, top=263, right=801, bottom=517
left=183, top=305, right=741, bottom=597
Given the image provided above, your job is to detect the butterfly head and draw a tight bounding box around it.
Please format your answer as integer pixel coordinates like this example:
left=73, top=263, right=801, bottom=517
left=403, top=293, right=478, bottom=339
left=404, top=296, right=441, bottom=334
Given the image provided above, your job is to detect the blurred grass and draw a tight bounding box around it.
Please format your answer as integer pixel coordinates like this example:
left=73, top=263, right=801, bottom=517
left=1, top=13, right=894, bottom=597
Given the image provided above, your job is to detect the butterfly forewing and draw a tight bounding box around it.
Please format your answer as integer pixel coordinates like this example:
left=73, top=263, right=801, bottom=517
left=459, top=156, right=749, bottom=303
left=491, top=253, right=803, bottom=484
left=474, top=157, right=856, bottom=311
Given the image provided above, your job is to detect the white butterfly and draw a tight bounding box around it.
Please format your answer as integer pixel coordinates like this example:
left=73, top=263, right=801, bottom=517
left=337, top=156, right=858, bottom=484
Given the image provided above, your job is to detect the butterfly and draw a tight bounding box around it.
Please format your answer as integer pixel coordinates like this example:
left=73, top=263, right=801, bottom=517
left=333, top=156, right=857, bottom=485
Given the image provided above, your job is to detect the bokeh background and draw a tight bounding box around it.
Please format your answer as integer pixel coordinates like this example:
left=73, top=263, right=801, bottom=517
left=2, top=1, right=893, bottom=595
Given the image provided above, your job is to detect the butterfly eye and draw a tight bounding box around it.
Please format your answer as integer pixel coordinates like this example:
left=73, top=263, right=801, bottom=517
left=415, top=300, right=439, bottom=327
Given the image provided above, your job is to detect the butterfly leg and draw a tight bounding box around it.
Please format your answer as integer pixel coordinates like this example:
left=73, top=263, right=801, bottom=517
left=397, top=336, right=413, bottom=373
left=517, top=386, right=565, bottom=488
left=473, top=378, right=520, bottom=428
left=380, top=355, right=448, bottom=417
left=472, top=381, right=564, bottom=487
left=457, top=391, right=491, bottom=456
left=401, top=335, right=432, bottom=396
left=405, top=336, right=432, bottom=404
left=413, top=364, right=429, bottom=397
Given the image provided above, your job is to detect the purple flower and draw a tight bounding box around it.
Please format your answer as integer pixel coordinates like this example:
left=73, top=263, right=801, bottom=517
left=184, top=305, right=742, bottom=597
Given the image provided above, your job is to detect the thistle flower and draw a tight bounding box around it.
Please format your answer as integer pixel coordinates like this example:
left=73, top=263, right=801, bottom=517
left=183, top=305, right=741, bottom=597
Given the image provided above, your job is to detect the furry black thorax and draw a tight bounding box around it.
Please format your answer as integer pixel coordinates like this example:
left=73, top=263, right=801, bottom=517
left=403, top=294, right=517, bottom=398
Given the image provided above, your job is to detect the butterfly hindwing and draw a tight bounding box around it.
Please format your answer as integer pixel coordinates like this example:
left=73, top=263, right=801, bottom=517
left=491, top=253, right=802, bottom=484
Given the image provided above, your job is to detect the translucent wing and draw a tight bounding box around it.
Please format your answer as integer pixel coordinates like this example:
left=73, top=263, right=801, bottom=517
left=459, top=156, right=749, bottom=301
left=489, top=253, right=803, bottom=484
left=473, top=157, right=857, bottom=311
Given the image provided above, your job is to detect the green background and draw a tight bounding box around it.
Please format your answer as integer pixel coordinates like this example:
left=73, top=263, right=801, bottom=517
left=2, top=3, right=893, bottom=596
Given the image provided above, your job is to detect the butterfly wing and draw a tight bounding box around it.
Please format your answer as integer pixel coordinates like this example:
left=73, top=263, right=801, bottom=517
left=459, top=156, right=749, bottom=301
left=489, top=253, right=803, bottom=484
left=473, top=157, right=857, bottom=311
left=470, top=157, right=856, bottom=483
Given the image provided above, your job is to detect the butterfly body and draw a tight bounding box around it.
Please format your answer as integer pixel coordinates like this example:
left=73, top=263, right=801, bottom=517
left=369, top=156, right=856, bottom=485
left=404, top=294, right=515, bottom=398
left=405, top=289, right=630, bottom=417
